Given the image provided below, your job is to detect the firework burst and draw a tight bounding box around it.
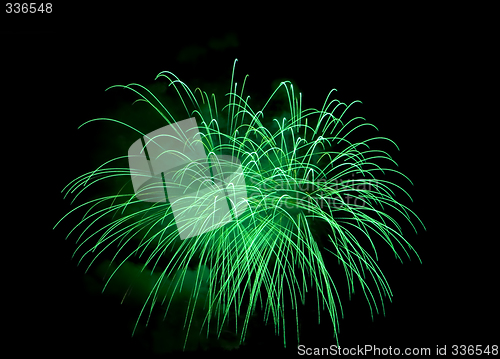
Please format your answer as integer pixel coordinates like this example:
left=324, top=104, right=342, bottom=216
left=54, top=59, right=424, bottom=351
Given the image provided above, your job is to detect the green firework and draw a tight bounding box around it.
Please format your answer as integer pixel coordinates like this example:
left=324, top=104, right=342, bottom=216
left=54, top=60, right=424, bottom=350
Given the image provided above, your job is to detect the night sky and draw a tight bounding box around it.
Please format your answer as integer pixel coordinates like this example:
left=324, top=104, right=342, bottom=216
left=3, top=5, right=496, bottom=358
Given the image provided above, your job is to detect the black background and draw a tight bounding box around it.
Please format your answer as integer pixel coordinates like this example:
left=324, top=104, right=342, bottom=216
left=3, top=4, right=496, bottom=358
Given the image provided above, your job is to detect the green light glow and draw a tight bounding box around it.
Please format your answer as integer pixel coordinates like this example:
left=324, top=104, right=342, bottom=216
left=54, top=59, right=424, bottom=351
